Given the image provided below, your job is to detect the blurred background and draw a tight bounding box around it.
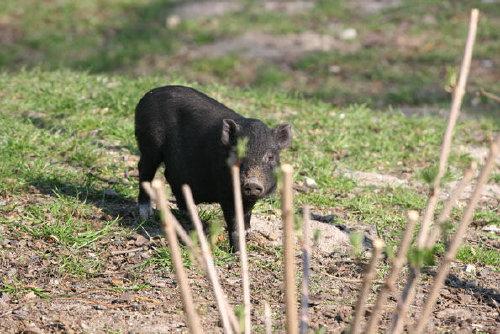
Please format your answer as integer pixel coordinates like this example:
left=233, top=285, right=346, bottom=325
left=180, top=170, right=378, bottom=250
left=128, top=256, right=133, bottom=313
left=1, top=0, right=498, bottom=115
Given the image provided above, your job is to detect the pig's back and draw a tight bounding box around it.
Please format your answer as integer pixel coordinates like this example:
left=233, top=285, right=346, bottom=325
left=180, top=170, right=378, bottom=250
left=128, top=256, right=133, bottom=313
left=135, top=85, right=241, bottom=145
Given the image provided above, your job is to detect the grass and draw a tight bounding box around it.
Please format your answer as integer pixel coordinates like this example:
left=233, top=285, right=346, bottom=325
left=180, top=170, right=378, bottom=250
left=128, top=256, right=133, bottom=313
left=17, top=193, right=116, bottom=248
left=0, top=69, right=498, bottom=271
left=456, top=245, right=500, bottom=268
left=0, top=280, right=49, bottom=299
left=0, top=4, right=497, bottom=332
left=1, top=0, right=498, bottom=112
left=0, top=0, right=498, bottom=283
left=141, top=246, right=193, bottom=272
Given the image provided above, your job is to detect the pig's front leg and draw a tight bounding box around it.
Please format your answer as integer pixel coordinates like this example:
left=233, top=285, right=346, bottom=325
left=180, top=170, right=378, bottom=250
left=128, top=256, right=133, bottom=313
left=222, top=203, right=254, bottom=252
left=243, top=201, right=256, bottom=233
left=221, top=204, right=237, bottom=251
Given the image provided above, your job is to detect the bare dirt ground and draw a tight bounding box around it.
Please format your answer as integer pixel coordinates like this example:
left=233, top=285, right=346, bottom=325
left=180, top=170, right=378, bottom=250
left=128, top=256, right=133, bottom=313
left=187, top=31, right=360, bottom=62
left=340, top=144, right=500, bottom=201
left=1, top=175, right=499, bottom=333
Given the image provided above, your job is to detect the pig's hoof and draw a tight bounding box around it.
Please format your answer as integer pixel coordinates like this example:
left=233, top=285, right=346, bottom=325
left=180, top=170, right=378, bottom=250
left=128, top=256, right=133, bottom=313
left=138, top=203, right=153, bottom=220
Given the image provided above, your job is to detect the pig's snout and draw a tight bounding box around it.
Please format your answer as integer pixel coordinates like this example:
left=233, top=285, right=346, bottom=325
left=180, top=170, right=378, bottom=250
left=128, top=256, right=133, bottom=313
left=243, top=178, right=264, bottom=197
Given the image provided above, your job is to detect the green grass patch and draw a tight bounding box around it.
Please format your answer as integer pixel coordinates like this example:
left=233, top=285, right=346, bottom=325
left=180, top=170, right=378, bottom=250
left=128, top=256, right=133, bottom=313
left=1, top=0, right=499, bottom=112
left=474, top=210, right=500, bottom=227
left=60, top=254, right=103, bottom=278
left=0, top=280, right=49, bottom=299
left=0, top=69, right=498, bottom=269
left=140, top=246, right=193, bottom=272
left=456, top=245, right=500, bottom=269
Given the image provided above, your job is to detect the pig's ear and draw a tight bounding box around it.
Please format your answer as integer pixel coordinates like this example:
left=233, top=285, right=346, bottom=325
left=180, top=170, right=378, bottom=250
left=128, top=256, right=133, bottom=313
left=274, top=123, right=292, bottom=149
left=221, top=119, right=241, bottom=146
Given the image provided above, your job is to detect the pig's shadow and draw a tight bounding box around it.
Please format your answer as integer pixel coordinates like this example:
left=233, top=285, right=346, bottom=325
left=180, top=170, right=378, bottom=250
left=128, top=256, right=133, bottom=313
left=28, top=174, right=197, bottom=239
left=24, top=112, right=199, bottom=238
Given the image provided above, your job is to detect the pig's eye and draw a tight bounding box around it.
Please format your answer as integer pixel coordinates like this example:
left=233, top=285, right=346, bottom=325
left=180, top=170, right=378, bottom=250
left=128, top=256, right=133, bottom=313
left=265, top=153, right=276, bottom=164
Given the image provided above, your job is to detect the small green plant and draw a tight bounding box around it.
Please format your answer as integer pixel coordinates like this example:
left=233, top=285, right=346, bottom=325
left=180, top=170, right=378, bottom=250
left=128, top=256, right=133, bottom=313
left=419, top=165, right=439, bottom=185
left=444, top=66, right=458, bottom=93
left=236, top=137, right=249, bottom=160
left=60, top=255, right=102, bottom=278
left=0, top=282, right=17, bottom=295
left=234, top=304, right=245, bottom=333
left=143, top=246, right=193, bottom=271
left=0, top=280, right=48, bottom=299
left=349, top=232, right=363, bottom=258
left=407, top=247, right=436, bottom=269
left=208, top=219, right=225, bottom=248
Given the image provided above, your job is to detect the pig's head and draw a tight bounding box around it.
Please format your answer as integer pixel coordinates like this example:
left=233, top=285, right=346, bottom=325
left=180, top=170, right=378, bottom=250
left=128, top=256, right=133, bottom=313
left=221, top=118, right=292, bottom=201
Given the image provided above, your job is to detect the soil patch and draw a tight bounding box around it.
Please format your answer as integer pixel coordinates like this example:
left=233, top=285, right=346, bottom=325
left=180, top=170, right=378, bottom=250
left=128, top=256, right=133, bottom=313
left=187, top=31, right=360, bottom=62
left=1, top=187, right=499, bottom=333
left=348, top=0, right=402, bottom=15
left=172, top=1, right=243, bottom=20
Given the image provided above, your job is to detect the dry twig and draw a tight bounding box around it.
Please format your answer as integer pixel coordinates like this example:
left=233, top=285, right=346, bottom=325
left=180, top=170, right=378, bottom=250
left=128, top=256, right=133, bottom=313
left=365, top=211, right=419, bottom=334
left=480, top=88, right=500, bottom=103
left=141, top=182, right=193, bottom=248
left=151, top=180, right=202, bottom=334
left=389, top=267, right=419, bottom=334
left=300, top=206, right=311, bottom=334
left=351, top=238, right=385, bottom=334
left=413, top=135, right=499, bottom=334
left=425, top=163, right=476, bottom=248
left=182, top=185, right=237, bottom=334
left=264, top=301, right=272, bottom=334
left=417, top=8, right=479, bottom=248
left=390, top=9, right=480, bottom=333
left=281, top=164, right=298, bottom=334
left=231, top=165, right=251, bottom=334
left=110, top=247, right=145, bottom=256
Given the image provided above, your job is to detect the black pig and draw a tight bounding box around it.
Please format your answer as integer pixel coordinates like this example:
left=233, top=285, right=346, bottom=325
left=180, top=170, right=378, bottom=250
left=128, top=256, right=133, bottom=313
left=135, top=86, right=292, bottom=250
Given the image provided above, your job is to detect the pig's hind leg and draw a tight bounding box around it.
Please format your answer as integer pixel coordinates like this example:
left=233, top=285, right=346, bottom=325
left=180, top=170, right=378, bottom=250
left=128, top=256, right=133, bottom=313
left=170, top=186, right=188, bottom=212
left=138, top=153, right=162, bottom=219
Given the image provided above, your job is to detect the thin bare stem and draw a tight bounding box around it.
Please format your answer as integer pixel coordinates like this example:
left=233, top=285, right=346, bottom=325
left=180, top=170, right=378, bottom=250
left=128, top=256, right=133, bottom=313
left=390, top=10, right=480, bottom=333
left=141, top=182, right=193, bottom=248
left=413, top=135, right=499, bottom=334
left=417, top=194, right=439, bottom=249
left=231, top=165, right=251, bottom=334
left=480, top=88, right=500, bottom=103
left=182, top=185, right=235, bottom=334
left=144, top=181, right=239, bottom=332
left=351, top=238, right=385, bottom=334
left=224, top=299, right=240, bottom=334
left=281, top=164, right=298, bottom=334
left=365, top=211, right=419, bottom=334
left=388, top=267, right=419, bottom=334
left=417, top=8, right=479, bottom=248
left=151, top=180, right=202, bottom=334
left=300, top=206, right=311, bottom=334
left=141, top=181, right=157, bottom=203
left=425, top=163, right=476, bottom=248
left=264, top=301, right=272, bottom=334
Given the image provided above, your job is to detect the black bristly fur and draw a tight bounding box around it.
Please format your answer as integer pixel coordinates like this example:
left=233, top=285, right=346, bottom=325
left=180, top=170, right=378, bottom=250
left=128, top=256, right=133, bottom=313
left=135, top=85, right=292, bottom=250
